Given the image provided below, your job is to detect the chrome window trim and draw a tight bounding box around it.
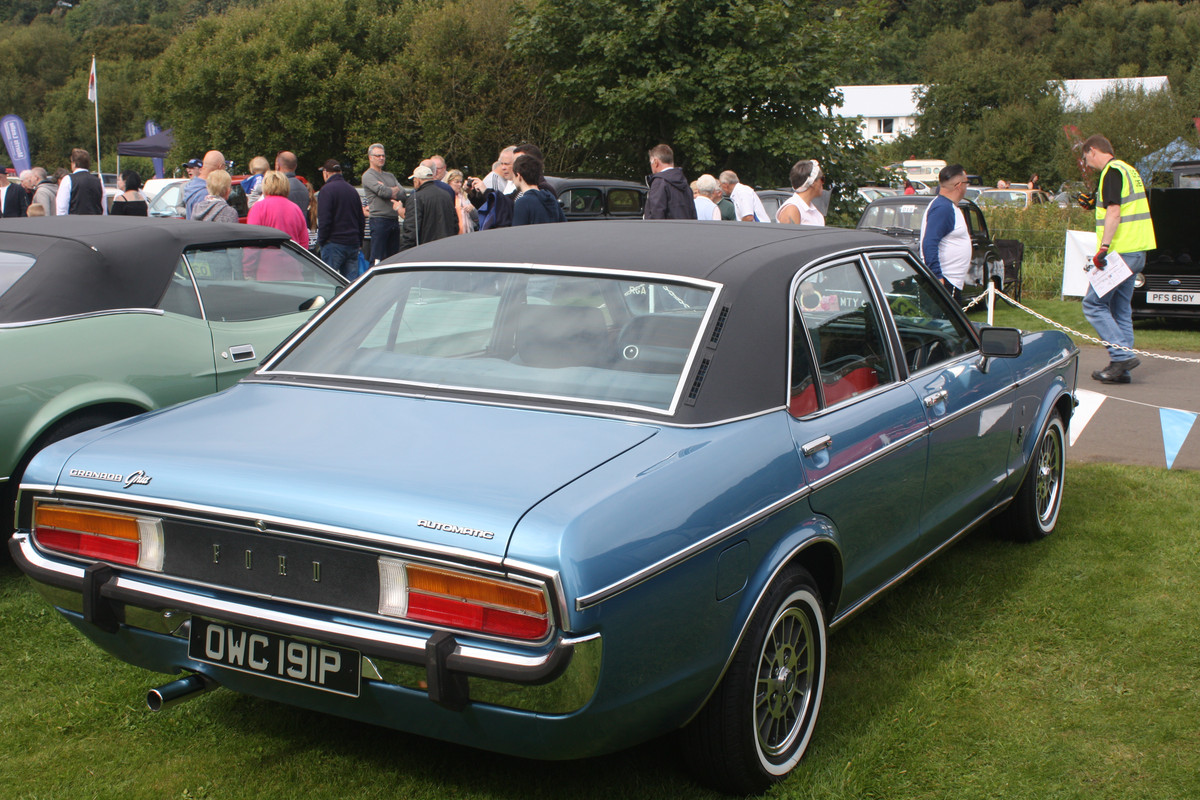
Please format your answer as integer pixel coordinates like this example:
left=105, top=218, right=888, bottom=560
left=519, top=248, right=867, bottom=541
left=175, top=253, right=207, bottom=320
left=0, top=307, right=164, bottom=329
left=786, top=248, right=910, bottom=417
left=240, top=376, right=788, bottom=429
left=575, top=482, right=813, bottom=610
left=257, top=261, right=723, bottom=417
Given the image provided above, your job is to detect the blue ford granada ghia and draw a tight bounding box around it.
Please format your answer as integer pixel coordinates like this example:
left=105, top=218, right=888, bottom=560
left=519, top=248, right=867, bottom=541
left=10, top=220, right=1077, bottom=794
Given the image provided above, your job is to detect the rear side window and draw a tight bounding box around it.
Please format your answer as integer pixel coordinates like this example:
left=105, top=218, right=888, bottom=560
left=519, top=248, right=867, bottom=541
left=0, top=250, right=35, bottom=299
left=790, top=260, right=894, bottom=416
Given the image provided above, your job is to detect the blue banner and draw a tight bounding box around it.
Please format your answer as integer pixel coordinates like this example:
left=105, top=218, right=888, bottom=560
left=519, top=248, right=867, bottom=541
left=2, top=114, right=31, bottom=174
left=145, top=119, right=164, bottom=179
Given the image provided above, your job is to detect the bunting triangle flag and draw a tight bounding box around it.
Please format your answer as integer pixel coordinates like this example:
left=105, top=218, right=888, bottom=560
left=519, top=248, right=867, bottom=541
left=1159, top=407, right=1198, bottom=470
left=1069, top=389, right=1107, bottom=447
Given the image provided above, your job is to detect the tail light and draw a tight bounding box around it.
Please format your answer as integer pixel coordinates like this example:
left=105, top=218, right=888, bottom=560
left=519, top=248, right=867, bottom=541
left=377, top=559, right=550, bottom=641
left=34, top=505, right=164, bottom=571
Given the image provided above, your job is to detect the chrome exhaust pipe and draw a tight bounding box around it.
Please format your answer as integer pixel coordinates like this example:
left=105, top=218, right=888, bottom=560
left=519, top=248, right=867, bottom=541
left=147, top=673, right=217, bottom=712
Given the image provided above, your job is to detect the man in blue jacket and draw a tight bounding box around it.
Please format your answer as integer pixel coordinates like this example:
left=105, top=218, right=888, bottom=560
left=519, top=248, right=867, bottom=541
left=316, top=159, right=365, bottom=280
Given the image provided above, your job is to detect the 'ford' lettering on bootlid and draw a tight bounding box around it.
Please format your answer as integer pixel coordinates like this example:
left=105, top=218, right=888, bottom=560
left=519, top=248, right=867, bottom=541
left=417, top=519, right=495, bottom=540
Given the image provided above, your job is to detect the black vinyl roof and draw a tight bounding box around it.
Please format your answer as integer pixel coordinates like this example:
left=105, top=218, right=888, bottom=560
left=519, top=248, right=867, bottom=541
left=385, top=220, right=902, bottom=424
left=0, top=216, right=291, bottom=324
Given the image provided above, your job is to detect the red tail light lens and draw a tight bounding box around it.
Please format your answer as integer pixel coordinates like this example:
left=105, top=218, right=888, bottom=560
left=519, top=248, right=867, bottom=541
left=378, top=559, right=550, bottom=641
left=34, top=505, right=164, bottom=571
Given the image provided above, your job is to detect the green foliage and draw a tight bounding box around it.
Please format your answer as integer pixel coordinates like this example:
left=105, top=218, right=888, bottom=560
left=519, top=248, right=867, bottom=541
left=1061, top=86, right=1195, bottom=188
left=145, top=0, right=416, bottom=179
left=394, top=0, right=553, bottom=176
left=509, top=0, right=888, bottom=187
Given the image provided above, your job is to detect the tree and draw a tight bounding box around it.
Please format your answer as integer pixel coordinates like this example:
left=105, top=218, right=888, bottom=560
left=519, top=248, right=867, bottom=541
left=145, top=0, right=417, bottom=180
left=391, top=0, right=556, bottom=175
left=508, top=0, right=888, bottom=188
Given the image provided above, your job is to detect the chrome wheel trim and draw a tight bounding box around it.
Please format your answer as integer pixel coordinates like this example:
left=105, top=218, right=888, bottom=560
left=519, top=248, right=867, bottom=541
left=1035, top=421, right=1064, bottom=528
left=754, top=599, right=817, bottom=761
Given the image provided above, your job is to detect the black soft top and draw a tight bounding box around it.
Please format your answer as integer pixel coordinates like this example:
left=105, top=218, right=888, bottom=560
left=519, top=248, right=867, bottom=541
left=385, top=220, right=901, bottom=424
left=0, top=216, right=290, bottom=324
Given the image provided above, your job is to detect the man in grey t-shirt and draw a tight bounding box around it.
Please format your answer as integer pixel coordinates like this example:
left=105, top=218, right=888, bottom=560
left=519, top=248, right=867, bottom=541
left=361, top=143, right=404, bottom=262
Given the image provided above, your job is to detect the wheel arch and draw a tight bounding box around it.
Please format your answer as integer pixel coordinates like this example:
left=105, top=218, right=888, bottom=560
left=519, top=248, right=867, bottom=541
left=682, top=525, right=843, bottom=727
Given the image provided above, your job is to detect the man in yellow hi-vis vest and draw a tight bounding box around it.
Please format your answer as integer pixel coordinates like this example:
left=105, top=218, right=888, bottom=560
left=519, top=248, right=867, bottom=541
left=1081, top=134, right=1156, bottom=384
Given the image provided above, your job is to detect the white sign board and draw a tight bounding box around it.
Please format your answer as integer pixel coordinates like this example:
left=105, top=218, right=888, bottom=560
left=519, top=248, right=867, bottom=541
left=1062, top=230, right=1095, bottom=298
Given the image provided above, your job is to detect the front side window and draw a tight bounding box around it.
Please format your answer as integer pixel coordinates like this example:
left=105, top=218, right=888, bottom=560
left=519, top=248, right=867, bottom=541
left=867, top=256, right=977, bottom=373
left=790, top=260, right=894, bottom=416
left=269, top=268, right=717, bottom=414
left=184, top=245, right=341, bottom=322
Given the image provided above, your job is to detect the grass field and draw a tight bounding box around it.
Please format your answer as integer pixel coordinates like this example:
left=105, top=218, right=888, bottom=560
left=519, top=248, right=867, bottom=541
left=2, top=463, right=1197, bottom=800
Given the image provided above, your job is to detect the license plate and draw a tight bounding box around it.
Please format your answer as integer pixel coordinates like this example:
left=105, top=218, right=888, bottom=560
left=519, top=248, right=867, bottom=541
left=188, top=617, right=361, bottom=697
left=1148, top=291, right=1200, bottom=305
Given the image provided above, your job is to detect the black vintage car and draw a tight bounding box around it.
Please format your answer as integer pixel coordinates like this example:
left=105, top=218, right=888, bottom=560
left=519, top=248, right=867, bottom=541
left=1133, top=187, right=1200, bottom=320
left=856, top=194, right=1022, bottom=299
left=544, top=176, right=647, bottom=220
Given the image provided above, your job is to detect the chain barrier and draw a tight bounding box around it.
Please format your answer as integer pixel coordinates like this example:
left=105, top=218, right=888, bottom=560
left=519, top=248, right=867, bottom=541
left=963, top=285, right=1200, bottom=365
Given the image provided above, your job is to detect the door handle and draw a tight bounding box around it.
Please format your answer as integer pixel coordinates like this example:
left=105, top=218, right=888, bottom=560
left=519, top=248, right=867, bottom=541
left=923, top=389, right=948, bottom=408
left=228, top=344, right=256, bottom=362
left=801, top=435, right=833, bottom=457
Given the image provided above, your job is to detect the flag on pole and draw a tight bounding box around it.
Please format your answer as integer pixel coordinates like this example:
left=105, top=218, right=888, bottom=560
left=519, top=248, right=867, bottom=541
left=87, top=56, right=97, bottom=104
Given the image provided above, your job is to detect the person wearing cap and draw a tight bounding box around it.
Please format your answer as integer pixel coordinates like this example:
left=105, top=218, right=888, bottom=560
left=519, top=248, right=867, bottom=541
left=776, top=160, right=825, bottom=226
left=316, top=158, right=365, bottom=280
left=183, top=158, right=202, bottom=180
left=401, top=164, right=457, bottom=251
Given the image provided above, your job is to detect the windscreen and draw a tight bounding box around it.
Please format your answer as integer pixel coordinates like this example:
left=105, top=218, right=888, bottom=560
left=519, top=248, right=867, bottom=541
left=268, top=268, right=717, bottom=413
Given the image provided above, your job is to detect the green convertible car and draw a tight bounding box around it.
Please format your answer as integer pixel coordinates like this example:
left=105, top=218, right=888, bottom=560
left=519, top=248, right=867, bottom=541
left=0, top=217, right=347, bottom=531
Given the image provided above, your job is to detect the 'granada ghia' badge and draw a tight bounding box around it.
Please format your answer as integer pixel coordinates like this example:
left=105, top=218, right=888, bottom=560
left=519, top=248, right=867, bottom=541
left=68, top=468, right=153, bottom=488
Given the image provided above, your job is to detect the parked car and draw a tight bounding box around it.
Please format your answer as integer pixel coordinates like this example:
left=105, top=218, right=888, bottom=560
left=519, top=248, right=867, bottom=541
left=13, top=222, right=1076, bottom=790
left=1133, top=186, right=1200, bottom=320
left=856, top=194, right=1017, bottom=297
left=544, top=176, right=647, bottom=220
left=146, top=177, right=250, bottom=221
left=976, top=188, right=1052, bottom=209
left=0, top=216, right=347, bottom=532
left=857, top=186, right=900, bottom=203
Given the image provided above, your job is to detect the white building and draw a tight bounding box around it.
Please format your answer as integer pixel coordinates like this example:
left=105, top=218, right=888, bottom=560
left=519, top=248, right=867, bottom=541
left=835, top=77, right=1169, bottom=143
left=834, top=84, right=922, bottom=143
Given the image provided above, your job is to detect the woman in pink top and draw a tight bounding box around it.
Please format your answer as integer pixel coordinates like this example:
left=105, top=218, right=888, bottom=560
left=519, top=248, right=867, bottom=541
left=247, top=170, right=310, bottom=245
left=245, top=170, right=309, bottom=280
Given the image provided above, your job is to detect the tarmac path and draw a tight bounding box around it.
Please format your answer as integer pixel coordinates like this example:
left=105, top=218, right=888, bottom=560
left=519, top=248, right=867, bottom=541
left=1067, top=345, right=1200, bottom=471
